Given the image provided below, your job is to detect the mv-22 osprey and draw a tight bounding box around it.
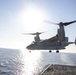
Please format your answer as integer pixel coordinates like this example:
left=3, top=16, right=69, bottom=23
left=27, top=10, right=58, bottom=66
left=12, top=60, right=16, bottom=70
left=24, top=20, right=76, bottom=53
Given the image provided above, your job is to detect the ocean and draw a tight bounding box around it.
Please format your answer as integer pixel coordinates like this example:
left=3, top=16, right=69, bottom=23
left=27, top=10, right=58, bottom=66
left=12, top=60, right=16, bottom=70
left=0, top=48, right=76, bottom=75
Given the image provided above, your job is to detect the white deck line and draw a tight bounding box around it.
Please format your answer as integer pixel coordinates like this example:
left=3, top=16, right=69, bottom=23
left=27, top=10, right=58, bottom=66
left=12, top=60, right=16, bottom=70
left=40, top=64, right=51, bottom=75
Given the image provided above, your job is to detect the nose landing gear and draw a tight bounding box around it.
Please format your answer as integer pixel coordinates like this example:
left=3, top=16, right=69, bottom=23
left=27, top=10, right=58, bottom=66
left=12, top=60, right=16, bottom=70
left=49, top=50, right=52, bottom=53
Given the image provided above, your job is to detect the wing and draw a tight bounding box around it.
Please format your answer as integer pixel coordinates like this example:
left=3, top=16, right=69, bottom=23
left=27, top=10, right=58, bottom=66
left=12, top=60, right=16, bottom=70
left=42, top=34, right=59, bottom=43
left=47, top=34, right=59, bottom=42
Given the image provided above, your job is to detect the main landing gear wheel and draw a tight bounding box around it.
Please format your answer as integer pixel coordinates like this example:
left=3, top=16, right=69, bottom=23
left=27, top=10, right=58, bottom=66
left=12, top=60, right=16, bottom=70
left=29, top=50, right=31, bottom=53
left=56, top=50, right=59, bottom=53
left=49, top=50, right=52, bottom=53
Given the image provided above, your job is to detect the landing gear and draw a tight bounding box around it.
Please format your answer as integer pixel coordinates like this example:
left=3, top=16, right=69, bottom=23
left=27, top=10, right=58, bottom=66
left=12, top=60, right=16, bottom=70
left=49, top=50, right=52, bottom=53
left=29, top=50, right=31, bottom=53
left=56, top=50, right=59, bottom=53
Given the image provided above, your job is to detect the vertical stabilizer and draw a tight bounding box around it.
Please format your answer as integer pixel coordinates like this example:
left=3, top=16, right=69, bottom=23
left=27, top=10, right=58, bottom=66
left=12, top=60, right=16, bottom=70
left=75, top=38, right=76, bottom=45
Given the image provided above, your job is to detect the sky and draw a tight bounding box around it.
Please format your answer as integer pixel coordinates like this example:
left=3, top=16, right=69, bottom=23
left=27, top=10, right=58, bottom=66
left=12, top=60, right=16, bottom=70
left=0, top=0, right=76, bottom=52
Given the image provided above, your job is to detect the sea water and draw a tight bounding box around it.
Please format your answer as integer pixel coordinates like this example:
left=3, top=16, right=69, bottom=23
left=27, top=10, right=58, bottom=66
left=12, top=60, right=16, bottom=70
left=0, top=48, right=76, bottom=75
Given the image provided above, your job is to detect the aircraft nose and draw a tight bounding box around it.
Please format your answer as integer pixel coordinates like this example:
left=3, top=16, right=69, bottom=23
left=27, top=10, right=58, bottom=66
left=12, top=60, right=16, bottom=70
left=26, top=46, right=28, bottom=49
left=26, top=45, right=32, bottom=49
left=26, top=44, right=34, bottom=49
left=26, top=46, right=29, bottom=49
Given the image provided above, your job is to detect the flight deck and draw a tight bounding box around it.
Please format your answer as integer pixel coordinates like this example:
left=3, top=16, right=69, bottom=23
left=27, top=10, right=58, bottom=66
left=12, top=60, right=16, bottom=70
left=40, top=64, right=76, bottom=75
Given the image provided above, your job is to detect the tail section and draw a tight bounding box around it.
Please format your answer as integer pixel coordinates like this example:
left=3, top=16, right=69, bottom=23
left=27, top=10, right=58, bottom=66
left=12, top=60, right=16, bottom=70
left=67, top=38, right=76, bottom=45
left=75, top=38, right=76, bottom=45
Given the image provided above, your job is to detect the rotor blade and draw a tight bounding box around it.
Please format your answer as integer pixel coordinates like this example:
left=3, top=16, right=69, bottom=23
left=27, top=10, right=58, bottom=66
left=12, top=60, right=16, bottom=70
left=22, top=32, right=44, bottom=35
left=37, top=32, right=44, bottom=34
left=63, top=20, right=76, bottom=26
left=43, top=20, right=58, bottom=25
left=22, top=33, right=36, bottom=35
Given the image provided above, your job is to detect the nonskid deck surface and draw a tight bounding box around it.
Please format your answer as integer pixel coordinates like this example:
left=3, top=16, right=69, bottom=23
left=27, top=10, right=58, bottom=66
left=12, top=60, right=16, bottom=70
left=40, top=64, right=76, bottom=75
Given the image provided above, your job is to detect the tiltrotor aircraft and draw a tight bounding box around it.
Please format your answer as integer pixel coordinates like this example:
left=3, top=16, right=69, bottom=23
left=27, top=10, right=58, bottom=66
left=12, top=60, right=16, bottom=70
left=24, top=20, right=76, bottom=53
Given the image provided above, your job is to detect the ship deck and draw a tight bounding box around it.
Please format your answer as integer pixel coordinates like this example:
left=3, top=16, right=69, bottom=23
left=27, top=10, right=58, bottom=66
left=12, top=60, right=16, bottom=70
left=40, top=64, right=76, bottom=75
